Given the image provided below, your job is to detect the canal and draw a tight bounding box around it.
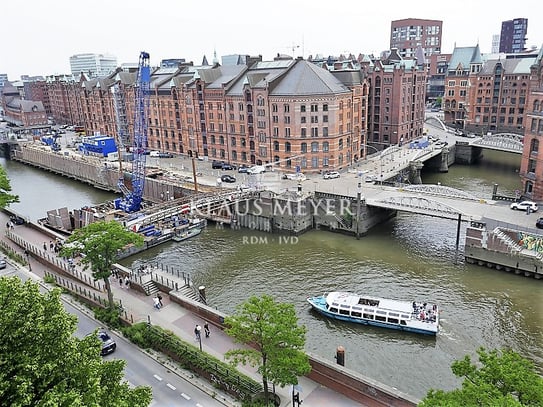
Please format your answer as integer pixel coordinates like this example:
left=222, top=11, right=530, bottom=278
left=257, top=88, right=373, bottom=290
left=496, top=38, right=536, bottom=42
left=2, top=150, right=541, bottom=399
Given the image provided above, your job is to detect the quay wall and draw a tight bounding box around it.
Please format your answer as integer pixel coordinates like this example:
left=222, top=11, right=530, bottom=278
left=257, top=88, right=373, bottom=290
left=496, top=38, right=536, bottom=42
left=169, top=293, right=419, bottom=407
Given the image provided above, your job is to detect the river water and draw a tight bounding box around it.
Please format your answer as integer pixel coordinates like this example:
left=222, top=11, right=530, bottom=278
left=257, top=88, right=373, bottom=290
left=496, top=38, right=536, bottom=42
left=2, top=150, right=541, bottom=399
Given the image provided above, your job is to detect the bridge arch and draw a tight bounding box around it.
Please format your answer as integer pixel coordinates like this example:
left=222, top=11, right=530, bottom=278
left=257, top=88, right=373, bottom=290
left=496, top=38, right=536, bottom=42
left=371, top=195, right=468, bottom=220
left=471, top=133, right=523, bottom=153
left=401, top=185, right=480, bottom=201
left=424, top=115, right=447, bottom=131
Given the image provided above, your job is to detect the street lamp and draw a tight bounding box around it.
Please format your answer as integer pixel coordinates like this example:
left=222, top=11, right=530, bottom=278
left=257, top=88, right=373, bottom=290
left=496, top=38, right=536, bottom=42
left=196, top=325, right=202, bottom=351
left=360, top=143, right=383, bottom=184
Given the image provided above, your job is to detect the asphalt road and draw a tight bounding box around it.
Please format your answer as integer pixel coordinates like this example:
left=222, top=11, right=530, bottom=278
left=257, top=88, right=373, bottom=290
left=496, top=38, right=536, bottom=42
left=2, top=263, right=230, bottom=407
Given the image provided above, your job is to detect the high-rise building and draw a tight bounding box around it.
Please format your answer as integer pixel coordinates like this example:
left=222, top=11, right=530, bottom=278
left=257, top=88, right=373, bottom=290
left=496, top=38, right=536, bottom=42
left=390, top=18, right=442, bottom=59
left=499, top=18, right=528, bottom=53
left=491, top=34, right=500, bottom=54
left=69, top=53, right=118, bottom=78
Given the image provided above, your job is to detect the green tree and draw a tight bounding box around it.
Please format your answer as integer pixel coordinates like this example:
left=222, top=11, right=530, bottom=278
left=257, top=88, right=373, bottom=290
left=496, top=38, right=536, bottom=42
left=0, top=276, right=152, bottom=406
left=419, top=347, right=543, bottom=407
left=60, top=220, right=144, bottom=308
left=224, top=294, right=311, bottom=405
left=0, top=165, right=19, bottom=209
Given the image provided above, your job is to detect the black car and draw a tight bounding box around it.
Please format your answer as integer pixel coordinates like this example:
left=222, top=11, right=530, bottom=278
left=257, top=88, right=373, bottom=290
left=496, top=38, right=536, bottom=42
left=88, top=329, right=116, bottom=356
left=158, top=152, right=174, bottom=158
left=221, top=162, right=235, bottom=170
left=212, top=160, right=224, bottom=169
left=238, top=165, right=249, bottom=173
left=10, top=215, right=25, bottom=225
left=221, top=174, right=236, bottom=183
left=537, top=218, right=543, bottom=229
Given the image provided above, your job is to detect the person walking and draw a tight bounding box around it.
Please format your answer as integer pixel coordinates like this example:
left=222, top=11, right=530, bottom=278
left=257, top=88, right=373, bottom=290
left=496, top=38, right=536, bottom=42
left=124, top=276, right=130, bottom=289
left=43, top=242, right=47, bottom=251
left=153, top=295, right=161, bottom=310
left=204, top=322, right=210, bottom=338
left=194, top=324, right=201, bottom=341
left=157, top=293, right=163, bottom=307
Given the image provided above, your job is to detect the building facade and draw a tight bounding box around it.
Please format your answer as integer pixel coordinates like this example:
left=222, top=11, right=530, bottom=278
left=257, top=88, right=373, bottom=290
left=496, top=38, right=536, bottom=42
left=69, top=53, right=118, bottom=78
left=519, top=48, right=543, bottom=200
left=499, top=18, right=528, bottom=54
left=390, top=18, right=442, bottom=59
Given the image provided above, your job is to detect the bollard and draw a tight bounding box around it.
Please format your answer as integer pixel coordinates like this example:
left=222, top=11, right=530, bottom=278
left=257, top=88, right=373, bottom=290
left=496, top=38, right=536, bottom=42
left=336, top=346, right=345, bottom=366
left=198, top=285, right=207, bottom=304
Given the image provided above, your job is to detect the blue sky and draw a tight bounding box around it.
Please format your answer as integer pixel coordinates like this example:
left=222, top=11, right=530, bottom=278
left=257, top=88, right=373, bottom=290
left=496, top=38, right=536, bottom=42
left=2, top=0, right=542, bottom=79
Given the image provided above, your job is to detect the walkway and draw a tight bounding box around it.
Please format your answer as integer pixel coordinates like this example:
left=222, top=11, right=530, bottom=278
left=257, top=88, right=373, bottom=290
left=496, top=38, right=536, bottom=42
left=0, top=211, right=369, bottom=407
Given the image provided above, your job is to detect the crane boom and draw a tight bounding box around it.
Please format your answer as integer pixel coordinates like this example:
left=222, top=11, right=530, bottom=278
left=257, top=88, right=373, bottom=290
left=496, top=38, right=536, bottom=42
left=114, top=51, right=151, bottom=213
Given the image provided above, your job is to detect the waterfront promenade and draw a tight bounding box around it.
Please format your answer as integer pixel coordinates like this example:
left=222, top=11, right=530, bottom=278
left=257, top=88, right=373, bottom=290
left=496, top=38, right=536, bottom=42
left=1, top=211, right=416, bottom=407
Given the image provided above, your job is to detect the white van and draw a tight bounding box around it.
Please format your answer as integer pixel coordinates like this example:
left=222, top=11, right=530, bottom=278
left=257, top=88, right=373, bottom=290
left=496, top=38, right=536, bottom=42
left=149, top=151, right=160, bottom=157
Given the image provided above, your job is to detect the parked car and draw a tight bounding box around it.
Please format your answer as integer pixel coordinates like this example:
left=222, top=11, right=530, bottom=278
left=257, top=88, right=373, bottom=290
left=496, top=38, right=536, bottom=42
left=283, top=172, right=306, bottom=181
left=238, top=165, right=249, bottom=173
left=10, top=215, right=25, bottom=225
left=158, top=152, right=174, bottom=158
left=536, top=218, right=543, bottom=229
left=323, top=171, right=340, bottom=179
left=212, top=160, right=224, bottom=169
left=510, top=200, right=538, bottom=212
left=247, top=165, right=266, bottom=174
left=221, top=162, right=235, bottom=170
left=88, top=328, right=116, bottom=356
left=221, top=174, right=236, bottom=183
left=0, top=257, right=6, bottom=269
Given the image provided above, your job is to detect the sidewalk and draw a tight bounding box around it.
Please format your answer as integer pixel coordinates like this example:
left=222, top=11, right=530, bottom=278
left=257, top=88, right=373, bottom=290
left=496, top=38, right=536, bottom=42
left=1, top=212, right=365, bottom=407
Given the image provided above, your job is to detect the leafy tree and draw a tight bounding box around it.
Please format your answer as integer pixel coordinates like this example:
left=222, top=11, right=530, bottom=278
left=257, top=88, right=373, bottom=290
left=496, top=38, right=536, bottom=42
left=419, top=347, right=543, bottom=406
left=0, top=165, right=19, bottom=209
left=60, top=220, right=144, bottom=308
left=0, top=276, right=152, bottom=406
left=224, top=294, right=311, bottom=405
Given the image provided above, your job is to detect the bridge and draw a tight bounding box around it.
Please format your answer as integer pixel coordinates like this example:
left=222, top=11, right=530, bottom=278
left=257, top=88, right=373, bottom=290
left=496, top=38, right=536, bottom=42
left=424, top=115, right=524, bottom=154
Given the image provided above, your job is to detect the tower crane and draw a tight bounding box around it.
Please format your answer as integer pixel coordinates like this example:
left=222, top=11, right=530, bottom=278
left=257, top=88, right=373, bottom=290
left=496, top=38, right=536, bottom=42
left=114, top=51, right=151, bottom=213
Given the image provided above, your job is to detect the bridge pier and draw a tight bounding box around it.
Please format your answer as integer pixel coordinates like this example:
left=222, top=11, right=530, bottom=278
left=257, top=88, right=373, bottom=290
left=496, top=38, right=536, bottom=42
left=439, top=147, right=449, bottom=172
left=409, top=161, right=424, bottom=184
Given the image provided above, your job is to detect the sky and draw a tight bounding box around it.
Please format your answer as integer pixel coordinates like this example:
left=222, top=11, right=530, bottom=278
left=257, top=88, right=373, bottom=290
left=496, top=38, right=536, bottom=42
left=2, top=0, right=543, bottom=80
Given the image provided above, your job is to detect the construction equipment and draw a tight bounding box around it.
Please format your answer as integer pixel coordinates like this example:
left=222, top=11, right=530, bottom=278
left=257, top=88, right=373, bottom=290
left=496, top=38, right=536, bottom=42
left=114, top=51, right=151, bottom=213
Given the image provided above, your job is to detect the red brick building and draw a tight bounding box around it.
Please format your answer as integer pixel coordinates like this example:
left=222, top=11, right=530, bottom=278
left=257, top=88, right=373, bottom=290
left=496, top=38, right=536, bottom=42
left=519, top=48, right=543, bottom=200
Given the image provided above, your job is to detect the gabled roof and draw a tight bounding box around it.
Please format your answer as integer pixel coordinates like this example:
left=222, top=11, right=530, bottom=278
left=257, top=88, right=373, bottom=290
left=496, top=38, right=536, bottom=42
left=448, top=45, right=482, bottom=73
left=479, top=57, right=537, bottom=75
left=268, top=59, right=351, bottom=96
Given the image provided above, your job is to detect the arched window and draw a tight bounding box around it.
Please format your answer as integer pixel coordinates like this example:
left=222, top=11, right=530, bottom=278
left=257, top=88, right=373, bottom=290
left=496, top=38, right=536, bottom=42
left=285, top=142, right=291, bottom=152
left=274, top=141, right=279, bottom=151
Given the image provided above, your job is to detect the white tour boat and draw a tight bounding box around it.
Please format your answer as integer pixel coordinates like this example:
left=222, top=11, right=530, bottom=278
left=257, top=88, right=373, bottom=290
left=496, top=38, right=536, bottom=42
left=307, top=291, right=439, bottom=336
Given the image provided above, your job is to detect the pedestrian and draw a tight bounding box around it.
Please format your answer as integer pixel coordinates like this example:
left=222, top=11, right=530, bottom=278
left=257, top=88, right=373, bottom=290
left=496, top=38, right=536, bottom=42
left=119, top=276, right=124, bottom=287
left=49, top=241, right=54, bottom=251
left=5, top=222, right=9, bottom=230
left=194, top=324, right=201, bottom=341
left=204, top=322, right=210, bottom=338
left=43, top=242, right=47, bottom=251
left=124, top=276, right=130, bottom=288
left=153, top=296, right=161, bottom=310
left=9, top=221, right=14, bottom=230
left=157, top=293, right=163, bottom=307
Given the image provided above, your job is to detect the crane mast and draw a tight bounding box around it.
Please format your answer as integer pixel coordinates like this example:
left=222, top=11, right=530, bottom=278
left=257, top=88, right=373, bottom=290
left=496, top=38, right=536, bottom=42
left=114, top=51, right=151, bottom=213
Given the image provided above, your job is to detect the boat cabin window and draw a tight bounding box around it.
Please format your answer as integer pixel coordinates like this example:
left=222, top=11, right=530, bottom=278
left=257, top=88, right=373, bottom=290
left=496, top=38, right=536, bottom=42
left=364, top=308, right=374, bottom=313
left=376, top=310, right=387, bottom=315
left=351, top=311, right=362, bottom=318
left=339, top=309, right=350, bottom=315
left=375, top=315, right=387, bottom=322
left=387, top=317, right=399, bottom=324
left=401, top=314, right=410, bottom=319
left=329, top=307, right=338, bottom=313
left=363, top=313, right=374, bottom=319
left=358, top=298, right=379, bottom=307
left=400, top=320, right=407, bottom=325
left=389, top=312, right=399, bottom=317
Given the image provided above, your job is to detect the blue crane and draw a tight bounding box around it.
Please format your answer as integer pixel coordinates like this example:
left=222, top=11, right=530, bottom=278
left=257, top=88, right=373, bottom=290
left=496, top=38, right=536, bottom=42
left=114, top=51, right=151, bottom=213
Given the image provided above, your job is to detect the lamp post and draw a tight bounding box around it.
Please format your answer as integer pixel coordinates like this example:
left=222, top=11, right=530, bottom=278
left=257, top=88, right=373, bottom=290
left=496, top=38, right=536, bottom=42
left=196, top=325, right=202, bottom=351
left=24, top=249, right=31, bottom=271
left=360, top=143, right=383, bottom=184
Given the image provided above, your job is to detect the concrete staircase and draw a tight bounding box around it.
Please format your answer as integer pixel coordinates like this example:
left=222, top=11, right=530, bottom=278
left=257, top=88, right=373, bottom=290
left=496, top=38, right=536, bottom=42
left=142, top=280, right=159, bottom=296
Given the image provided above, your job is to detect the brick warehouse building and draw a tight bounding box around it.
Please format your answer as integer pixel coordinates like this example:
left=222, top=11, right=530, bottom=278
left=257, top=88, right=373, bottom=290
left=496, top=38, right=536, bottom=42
left=520, top=47, right=543, bottom=200
left=24, top=53, right=429, bottom=173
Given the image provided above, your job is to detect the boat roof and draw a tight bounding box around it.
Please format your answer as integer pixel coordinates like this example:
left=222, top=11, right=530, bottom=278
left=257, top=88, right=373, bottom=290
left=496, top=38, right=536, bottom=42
left=327, top=291, right=420, bottom=314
